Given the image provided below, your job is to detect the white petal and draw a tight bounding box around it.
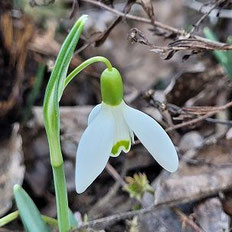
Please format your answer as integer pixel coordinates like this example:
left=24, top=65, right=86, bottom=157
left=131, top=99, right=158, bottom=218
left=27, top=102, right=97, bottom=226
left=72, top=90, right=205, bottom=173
left=111, top=112, right=132, bottom=157
left=88, top=104, right=101, bottom=125
left=123, top=104, right=178, bottom=172
left=105, top=102, right=132, bottom=157
left=76, top=107, right=114, bottom=193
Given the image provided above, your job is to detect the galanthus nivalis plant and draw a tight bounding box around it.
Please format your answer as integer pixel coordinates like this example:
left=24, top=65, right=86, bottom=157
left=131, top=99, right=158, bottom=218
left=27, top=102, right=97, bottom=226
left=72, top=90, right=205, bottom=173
left=75, top=68, right=179, bottom=193
left=0, top=15, right=178, bottom=232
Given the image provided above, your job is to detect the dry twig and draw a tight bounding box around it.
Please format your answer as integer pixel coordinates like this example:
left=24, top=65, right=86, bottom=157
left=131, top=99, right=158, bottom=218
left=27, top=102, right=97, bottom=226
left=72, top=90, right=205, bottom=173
left=165, top=100, right=232, bottom=131
left=173, top=207, right=204, bottom=232
left=189, top=0, right=226, bottom=34
left=74, top=206, right=154, bottom=231
left=80, top=0, right=232, bottom=59
left=129, top=28, right=232, bottom=59
left=184, top=0, right=232, bottom=19
left=81, top=0, right=231, bottom=48
left=106, top=163, right=126, bottom=186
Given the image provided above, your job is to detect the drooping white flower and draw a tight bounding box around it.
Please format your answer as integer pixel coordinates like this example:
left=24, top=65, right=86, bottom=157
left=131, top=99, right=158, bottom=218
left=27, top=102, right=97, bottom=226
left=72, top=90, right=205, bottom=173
left=75, top=68, right=179, bottom=193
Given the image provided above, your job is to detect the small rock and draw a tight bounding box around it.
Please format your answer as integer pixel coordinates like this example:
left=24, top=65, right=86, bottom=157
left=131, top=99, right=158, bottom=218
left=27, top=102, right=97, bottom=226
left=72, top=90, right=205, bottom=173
left=194, top=198, right=230, bottom=232
left=179, top=131, right=204, bottom=153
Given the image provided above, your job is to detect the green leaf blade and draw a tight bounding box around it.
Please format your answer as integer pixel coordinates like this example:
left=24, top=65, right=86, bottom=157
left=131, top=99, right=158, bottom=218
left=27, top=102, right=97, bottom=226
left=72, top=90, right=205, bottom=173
left=43, top=15, right=87, bottom=167
left=204, top=27, right=232, bottom=79
left=68, top=209, right=78, bottom=230
left=13, top=185, right=50, bottom=232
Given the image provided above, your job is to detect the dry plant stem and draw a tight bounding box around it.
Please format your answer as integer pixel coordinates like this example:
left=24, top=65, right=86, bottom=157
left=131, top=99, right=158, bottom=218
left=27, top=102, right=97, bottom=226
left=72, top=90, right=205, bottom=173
left=106, top=163, right=126, bottom=186
left=87, top=163, right=169, bottom=230
left=206, top=118, right=232, bottom=125
left=189, top=0, right=225, bottom=34
left=173, top=207, right=204, bottom=232
left=88, top=162, right=128, bottom=217
left=74, top=197, right=200, bottom=231
left=166, top=111, right=217, bottom=131
left=75, top=206, right=154, bottom=231
left=166, top=100, right=232, bottom=131
left=81, top=0, right=229, bottom=47
left=75, top=185, right=225, bottom=232
left=184, top=0, right=232, bottom=19
left=81, top=0, right=183, bottom=34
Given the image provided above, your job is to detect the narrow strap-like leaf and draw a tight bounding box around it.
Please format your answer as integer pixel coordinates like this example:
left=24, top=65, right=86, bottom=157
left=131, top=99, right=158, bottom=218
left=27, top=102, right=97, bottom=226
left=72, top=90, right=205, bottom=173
left=43, top=15, right=87, bottom=167
left=204, top=27, right=232, bottom=79
left=68, top=209, right=78, bottom=230
left=13, top=185, right=50, bottom=232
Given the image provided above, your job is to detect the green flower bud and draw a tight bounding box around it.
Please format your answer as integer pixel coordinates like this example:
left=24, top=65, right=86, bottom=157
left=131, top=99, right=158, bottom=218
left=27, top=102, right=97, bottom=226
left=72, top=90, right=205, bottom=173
left=100, top=67, right=123, bottom=106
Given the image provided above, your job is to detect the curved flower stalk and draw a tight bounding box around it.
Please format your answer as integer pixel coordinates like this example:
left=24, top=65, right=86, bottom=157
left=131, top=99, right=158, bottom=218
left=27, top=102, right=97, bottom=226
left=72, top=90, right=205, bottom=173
left=43, top=15, right=89, bottom=232
left=75, top=68, right=179, bottom=193
left=43, top=14, right=114, bottom=232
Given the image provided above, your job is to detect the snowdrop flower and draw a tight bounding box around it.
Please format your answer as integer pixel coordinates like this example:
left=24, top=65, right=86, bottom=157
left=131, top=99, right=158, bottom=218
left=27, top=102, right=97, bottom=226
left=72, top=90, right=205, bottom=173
left=76, top=68, right=179, bottom=193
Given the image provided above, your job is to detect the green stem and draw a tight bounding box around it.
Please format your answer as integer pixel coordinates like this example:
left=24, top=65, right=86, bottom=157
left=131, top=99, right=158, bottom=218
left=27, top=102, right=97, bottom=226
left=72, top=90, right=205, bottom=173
left=61, top=56, right=112, bottom=98
left=49, top=56, right=112, bottom=231
left=0, top=210, right=58, bottom=228
left=52, top=164, right=70, bottom=232
left=51, top=56, right=112, bottom=231
left=0, top=211, right=19, bottom=227
left=43, top=16, right=88, bottom=232
left=41, top=215, right=58, bottom=227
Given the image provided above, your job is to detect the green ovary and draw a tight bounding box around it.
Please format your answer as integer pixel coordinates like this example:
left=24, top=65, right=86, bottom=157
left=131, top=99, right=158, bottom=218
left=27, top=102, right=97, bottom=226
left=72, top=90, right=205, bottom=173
left=100, top=68, right=123, bottom=106
left=111, top=140, right=130, bottom=156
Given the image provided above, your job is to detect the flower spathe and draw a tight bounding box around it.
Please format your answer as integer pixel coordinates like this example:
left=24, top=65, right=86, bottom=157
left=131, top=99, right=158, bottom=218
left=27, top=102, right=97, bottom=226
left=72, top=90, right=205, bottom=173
left=75, top=68, right=179, bottom=193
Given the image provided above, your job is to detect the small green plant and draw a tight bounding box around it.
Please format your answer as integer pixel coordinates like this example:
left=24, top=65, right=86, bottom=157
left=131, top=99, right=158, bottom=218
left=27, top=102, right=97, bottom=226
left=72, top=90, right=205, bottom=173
left=204, top=27, right=232, bottom=79
left=0, top=15, right=178, bottom=232
left=127, top=216, right=139, bottom=232
left=123, top=173, right=154, bottom=200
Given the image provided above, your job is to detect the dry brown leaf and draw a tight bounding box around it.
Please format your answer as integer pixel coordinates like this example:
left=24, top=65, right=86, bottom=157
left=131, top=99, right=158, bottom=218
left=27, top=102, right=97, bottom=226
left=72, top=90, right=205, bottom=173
left=165, top=67, right=223, bottom=107
left=29, top=20, right=60, bottom=57
left=0, top=124, right=25, bottom=217
left=153, top=137, right=232, bottom=206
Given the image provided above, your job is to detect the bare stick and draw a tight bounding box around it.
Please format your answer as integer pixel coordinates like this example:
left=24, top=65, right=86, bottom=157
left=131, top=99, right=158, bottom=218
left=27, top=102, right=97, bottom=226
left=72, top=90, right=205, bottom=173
left=183, top=0, right=232, bottom=19
left=106, top=163, right=126, bottom=186
left=166, top=100, right=232, bottom=131
left=189, top=0, right=225, bottom=34
left=81, top=0, right=229, bottom=47
left=173, top=207, right=204, bottom=232
left=74, top=207, right=154, bottom=230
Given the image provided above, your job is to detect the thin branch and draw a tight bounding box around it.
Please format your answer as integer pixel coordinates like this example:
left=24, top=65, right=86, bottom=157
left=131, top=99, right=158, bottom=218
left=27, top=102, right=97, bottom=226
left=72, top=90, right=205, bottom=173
left=74, top=207, right=154, bottom=231
left=189, top=0, right=225, bottom=34
left=106, top=163, right=126, bottom=186
left=173, top=207, right=204, bottom=232
left=205, top=117, right=232, bottom=125
left=166, top=100, right=232, bottom=131
left=183, top=0, right=232, bottom=19
left=75, top=198, right=180, bottom=231
left=88, top=162, right=128, bottom=218
left=166, top=111, right=216, bottom=131
left=129, top=28, right=232, bottom=58
left=81, top=0, right=230, bottom=48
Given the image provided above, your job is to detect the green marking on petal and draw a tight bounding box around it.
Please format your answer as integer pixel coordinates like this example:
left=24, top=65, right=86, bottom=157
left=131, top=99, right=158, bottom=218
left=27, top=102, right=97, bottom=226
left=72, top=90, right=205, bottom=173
left=111, top=140, right=130, bottom=156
